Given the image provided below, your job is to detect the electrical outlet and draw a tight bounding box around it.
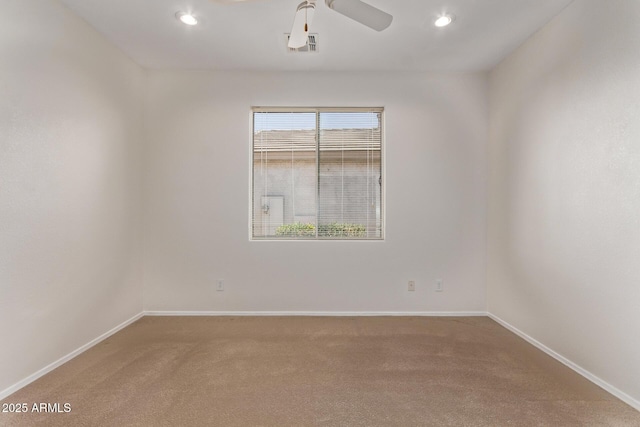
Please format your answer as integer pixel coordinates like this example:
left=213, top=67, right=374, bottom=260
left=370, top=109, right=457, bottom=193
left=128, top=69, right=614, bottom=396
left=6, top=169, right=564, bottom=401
left=435, top=280, right=443, bottom=292
left=408, top=280, right=416, bottom=291
left=216, top=279, right=224, bottom=292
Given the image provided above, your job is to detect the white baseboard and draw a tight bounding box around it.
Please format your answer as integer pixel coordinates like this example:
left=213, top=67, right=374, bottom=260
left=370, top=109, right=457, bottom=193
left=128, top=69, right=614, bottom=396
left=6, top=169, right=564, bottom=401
left=487, top=313, right=640, bottom=412
left=143, top=310, right=488, bottom=317
left=0, top=312, right=144, bottom=401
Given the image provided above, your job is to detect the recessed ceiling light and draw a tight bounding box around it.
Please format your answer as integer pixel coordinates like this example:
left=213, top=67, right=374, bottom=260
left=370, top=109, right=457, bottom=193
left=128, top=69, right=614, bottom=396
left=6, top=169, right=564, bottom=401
left=434, top=14, right=454, bottom=28
left=176, top=12, right=198, bottom=26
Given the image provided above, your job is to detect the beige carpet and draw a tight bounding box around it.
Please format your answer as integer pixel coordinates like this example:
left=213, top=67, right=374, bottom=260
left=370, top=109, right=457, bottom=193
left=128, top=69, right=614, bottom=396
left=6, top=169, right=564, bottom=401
left=1, top=316, right=639, bottom=426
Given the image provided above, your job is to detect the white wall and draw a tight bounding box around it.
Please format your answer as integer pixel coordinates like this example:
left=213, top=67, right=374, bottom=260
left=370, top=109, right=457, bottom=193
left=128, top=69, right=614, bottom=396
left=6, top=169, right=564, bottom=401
left=143, top=71, right=488, bottom=312
left=0, top=0, right=145, bottom=394
left=488, top=0, right=640, bottom=406
left=5, top=0, right=639, bottom=409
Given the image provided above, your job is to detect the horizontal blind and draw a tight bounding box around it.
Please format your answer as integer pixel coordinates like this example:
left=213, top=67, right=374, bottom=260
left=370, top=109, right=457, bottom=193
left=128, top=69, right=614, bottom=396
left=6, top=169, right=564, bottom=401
left=252, top=108, right=383, bottom=240
left=318, top=111, right=382, bottom=239
left=253, top=112, right=317, bottom=238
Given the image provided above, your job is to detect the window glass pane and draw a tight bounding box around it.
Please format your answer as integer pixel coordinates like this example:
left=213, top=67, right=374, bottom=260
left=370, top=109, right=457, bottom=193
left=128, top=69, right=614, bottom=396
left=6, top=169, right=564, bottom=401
left=253, top=112, right=317, bottom=238
left=318, top=112, right=382, bottom=239
left=252, top=109, right=383, bottom=240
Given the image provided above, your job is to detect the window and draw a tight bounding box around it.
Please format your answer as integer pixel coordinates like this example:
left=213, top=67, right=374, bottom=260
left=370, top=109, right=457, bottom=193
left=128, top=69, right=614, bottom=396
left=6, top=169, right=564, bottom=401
left=252, top=108, right=383, bottom=240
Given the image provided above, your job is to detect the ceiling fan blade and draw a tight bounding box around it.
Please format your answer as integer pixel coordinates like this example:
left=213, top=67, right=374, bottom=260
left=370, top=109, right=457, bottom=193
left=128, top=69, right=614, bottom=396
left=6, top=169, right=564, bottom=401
left=288, top=1, right=316, bottom=49
left=325, top=0, right=392, bottom=31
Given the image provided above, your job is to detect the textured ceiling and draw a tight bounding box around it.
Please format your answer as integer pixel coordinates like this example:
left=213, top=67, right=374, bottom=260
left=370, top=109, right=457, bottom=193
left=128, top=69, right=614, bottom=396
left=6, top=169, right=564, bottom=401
left=58, top=0, right=574, bottom=71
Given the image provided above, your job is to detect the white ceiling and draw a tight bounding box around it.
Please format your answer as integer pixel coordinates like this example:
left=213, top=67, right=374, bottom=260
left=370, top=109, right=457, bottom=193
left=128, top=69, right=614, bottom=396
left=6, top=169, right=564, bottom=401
left=58, top=0, right=574, bottom=72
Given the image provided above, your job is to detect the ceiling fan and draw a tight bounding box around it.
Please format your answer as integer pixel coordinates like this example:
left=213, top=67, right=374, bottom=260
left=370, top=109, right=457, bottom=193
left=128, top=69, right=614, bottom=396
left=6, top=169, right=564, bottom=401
left=209, top=0, right=393, bottom=49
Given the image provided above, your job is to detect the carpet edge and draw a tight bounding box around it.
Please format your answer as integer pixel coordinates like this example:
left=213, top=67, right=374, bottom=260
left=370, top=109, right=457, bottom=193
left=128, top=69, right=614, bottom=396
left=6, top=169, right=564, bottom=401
left=143, top=310, right=488, bottom=317
left=0, top=311, right=144, bottom=401
left=487, top=312, right=640, bottom=412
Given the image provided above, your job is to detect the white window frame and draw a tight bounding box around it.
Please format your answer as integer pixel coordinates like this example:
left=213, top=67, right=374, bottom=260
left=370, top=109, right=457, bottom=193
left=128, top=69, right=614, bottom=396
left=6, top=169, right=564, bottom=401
left=249, top=107, right=385, bottom=241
